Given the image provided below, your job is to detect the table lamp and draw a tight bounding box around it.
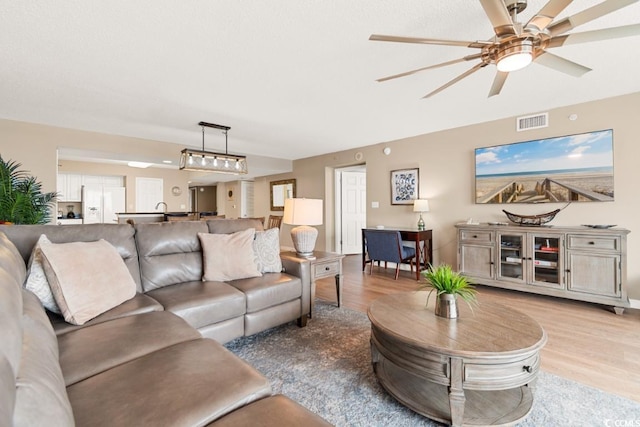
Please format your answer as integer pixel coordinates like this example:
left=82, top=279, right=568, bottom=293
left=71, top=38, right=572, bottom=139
left=413, top=199, right=430, bottom=231
left=283, top=198, right=323, bottom=258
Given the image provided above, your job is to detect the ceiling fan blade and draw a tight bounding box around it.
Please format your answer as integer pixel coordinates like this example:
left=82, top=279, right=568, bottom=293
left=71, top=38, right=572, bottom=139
left=488, top=71, right=509, bottom=97
left=369, top=34, right=490, bottom=49
left=546, top=23, right=640, bottom=48
left=525, top=0, right=573, bottom=32
left=479, top=0, right=517, bottom=36
left=547, top=0, right=639, bottom=37
left=376, top=54, right=483, bottom=82
left=422, top=62, right=487, bottom=98
left=535, top=51, right=591, bottom=77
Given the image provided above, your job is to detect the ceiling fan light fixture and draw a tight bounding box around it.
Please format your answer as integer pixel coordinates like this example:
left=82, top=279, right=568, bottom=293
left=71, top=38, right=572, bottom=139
left=496, top=39, right=533, bottom=72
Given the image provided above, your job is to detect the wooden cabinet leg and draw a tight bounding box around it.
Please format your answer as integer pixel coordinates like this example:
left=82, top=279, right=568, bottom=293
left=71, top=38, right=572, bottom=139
left=449, top=358, right=466, bottom=427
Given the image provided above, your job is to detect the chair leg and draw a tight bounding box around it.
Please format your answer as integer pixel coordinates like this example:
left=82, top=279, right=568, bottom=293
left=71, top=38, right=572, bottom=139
left=369, top=261, right=373, bottom=275
left=395, top=265, right=400, bottom=280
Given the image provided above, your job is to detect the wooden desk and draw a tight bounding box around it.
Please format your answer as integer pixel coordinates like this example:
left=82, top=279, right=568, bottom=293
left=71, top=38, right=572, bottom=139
left=368, top=292, right=547, bottom=426
left=280, top=250, right=344, bottom=317
left=361, top=228, right=433, bottom=280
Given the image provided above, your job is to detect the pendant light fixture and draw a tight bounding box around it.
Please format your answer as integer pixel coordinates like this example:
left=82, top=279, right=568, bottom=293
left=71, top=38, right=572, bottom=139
left=179, top=121, right=248, bottom=174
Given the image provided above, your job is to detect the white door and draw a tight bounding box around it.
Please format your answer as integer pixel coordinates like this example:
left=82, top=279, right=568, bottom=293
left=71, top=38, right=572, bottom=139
left=136, top=177, right=163, bottom=212
left=338, top=170, right=366, bottom=254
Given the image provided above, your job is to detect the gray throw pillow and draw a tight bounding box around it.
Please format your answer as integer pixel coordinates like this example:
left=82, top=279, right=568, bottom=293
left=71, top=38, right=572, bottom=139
left=25, top=234, right=61, bottom=314
left=253, top=228, right=283, bottom=273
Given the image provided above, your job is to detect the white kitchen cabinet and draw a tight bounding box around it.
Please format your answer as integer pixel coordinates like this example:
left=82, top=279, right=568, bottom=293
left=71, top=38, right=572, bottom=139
left=57, top=173, right=83, bottom=202
left=57, top=218, right=83, bottom=225
left=82, top=175, right=124, bottom=187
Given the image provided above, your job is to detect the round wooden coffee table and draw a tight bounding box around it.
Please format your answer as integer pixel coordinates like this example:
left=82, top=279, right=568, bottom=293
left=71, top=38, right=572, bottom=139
left=368, top=292, right=547, bottom=427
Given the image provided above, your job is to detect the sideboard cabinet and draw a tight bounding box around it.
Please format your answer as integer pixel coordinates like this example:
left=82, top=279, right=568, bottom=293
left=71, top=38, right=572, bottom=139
left=455, top=224, right=630, bottom=314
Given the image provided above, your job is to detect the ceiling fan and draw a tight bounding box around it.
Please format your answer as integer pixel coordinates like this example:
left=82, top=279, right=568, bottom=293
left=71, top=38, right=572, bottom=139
left=370, top=0, right=640, bottom=98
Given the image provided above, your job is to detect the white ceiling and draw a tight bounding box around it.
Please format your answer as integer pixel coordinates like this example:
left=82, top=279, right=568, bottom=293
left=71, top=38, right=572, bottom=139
left=1, top=1, right=640, bottom=178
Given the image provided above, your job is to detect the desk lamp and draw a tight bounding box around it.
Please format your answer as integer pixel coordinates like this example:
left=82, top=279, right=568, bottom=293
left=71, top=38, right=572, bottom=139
left=283, top=198, right=323, bottom=258
left=413, top=199, right=430, bottom=231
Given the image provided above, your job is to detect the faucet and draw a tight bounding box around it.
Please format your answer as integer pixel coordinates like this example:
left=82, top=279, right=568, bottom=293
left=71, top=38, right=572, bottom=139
left=155, top=202, right=168, bottom=213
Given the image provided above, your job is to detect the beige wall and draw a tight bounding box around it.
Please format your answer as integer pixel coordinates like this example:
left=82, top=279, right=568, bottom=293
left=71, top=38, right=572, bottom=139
left=2, top=93, right=639, bottom=298
left=0, top=119, right=197, bottom=214
left=258, top=92, right=640, bottom=299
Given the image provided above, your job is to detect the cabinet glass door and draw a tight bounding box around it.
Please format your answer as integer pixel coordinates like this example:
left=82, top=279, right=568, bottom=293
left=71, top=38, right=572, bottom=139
left=531, top=235, right=562, bottom=288
left=498, top=234, right=524, bottom=282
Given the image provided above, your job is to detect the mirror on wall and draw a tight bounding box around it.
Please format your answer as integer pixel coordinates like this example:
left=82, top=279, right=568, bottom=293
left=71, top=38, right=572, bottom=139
left=270, top=179, right=296, bottom=211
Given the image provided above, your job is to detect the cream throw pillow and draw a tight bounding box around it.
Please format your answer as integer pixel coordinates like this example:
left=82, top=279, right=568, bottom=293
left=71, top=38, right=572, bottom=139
left=39, top=239, right=137, bottom=325
left=198, top=228, right=262, bottom=282
left=25, top=234, right=61, bottom=314
left=253, top=228, right=283, bottom=273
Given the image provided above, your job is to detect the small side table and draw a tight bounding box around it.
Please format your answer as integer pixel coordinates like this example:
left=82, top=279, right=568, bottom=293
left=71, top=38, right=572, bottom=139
left=281, top=250, right=344, bottom=316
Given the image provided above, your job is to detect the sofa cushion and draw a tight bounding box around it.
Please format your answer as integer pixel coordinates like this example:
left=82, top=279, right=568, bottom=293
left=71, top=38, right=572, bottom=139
left=135, top=221, right=208, bottom=291
left=59, top=311, right=201, bottom=386
left=24, top=234, right=61, bottom=314
left=253, top=228, right=283, bottom=273
left=199, top=229, right=262, bottom=282
left=228, top=273, right=302, bottom=313
left=39, top=239, right=137, bottom=325
left=208, top=394, right=332, bottom=427
left=67, top=339, right=272, bottom=427
left=147, top=281, right=246, bottom=329
left=0, top=248, right=24, bottom=377
left=206, top=218, right=264, bottom=234
left=14, top=290, right=74, bottom=427
left=0, top=231, right=26, bottom=286
left=48, top=292, right=163, bottom=335
left=0, top=224, right=143, bottom=292
left=0, top=356, right=14, bottom=426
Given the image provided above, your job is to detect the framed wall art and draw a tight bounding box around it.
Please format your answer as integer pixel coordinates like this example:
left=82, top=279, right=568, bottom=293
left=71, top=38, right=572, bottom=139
left=391, top=168, right=419, bottom=205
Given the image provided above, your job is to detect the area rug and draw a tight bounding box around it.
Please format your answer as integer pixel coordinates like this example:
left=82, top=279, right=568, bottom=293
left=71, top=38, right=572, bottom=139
left=225, top=301, right=640, bottom=426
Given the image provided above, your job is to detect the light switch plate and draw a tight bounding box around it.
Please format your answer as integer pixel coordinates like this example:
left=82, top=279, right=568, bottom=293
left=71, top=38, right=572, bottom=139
left=371, top=201, right=379, bottom=208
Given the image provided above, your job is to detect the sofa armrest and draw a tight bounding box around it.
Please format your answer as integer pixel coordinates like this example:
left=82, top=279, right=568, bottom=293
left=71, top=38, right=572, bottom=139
left=280, top=255, right=311, bottom=317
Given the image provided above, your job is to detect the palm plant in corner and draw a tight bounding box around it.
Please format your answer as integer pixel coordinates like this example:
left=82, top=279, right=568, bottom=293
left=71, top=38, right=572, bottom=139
left=0, top=155, right=57, bottom=224
left=418, top=263, right=477, bottom=319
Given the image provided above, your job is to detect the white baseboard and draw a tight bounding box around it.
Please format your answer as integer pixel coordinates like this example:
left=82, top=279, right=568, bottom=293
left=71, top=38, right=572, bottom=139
left=629, top=298, right=640, bottom=309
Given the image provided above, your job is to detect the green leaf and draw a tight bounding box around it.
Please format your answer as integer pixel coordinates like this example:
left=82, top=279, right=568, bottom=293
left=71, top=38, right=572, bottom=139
left=0, top=155, right=57, bottom=224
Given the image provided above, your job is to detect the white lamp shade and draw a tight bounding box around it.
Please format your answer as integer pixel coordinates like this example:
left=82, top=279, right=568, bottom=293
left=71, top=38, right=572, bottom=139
left=413, top=199, right=430, bottom=213
left=283, top=198, right=323, bottom=226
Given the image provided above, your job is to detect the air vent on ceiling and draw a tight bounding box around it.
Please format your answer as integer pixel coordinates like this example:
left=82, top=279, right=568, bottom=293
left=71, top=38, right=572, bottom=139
left=516, top=113, right=548, bottom=132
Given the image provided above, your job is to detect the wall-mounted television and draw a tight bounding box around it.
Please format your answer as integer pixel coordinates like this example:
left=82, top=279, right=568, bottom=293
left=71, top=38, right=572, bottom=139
left=475, top=129, right=614, bottom=204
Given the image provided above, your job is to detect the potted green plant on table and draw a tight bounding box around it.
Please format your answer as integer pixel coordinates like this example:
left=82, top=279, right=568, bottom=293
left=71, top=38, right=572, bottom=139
left=418, top=263, right=477, bottom=319
left=0, top=155, right=57, bottom=224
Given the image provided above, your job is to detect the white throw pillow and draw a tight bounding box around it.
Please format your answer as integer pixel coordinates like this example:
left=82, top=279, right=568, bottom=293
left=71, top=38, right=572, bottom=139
left=39, top=239, right=137, bottom=325
left=25, top=234, right=61, bottom=314
left=198, top=229, right=262, bottom=282
left=253, top=228, right=283, bottom=273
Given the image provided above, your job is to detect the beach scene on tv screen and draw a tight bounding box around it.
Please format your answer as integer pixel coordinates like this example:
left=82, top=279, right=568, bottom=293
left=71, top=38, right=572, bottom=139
left=475, top=129, right=614, bottom=204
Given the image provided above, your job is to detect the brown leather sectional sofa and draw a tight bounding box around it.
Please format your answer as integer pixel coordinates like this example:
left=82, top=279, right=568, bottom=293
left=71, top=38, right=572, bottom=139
left=0, top=219, right=331, bottom=426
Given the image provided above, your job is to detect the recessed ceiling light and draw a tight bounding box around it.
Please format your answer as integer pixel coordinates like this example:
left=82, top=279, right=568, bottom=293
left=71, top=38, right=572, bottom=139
left=128, top=161, right=152, bottom=168
left=163, top=160, right=172, bottom=164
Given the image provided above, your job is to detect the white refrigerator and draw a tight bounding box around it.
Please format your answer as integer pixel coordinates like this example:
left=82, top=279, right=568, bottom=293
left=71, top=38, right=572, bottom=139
left=82, top=185, right=126, bottom=224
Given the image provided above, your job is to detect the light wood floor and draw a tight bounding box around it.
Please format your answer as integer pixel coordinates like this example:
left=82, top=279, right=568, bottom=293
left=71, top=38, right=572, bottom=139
left=315, top=254, right=640, bottom=403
